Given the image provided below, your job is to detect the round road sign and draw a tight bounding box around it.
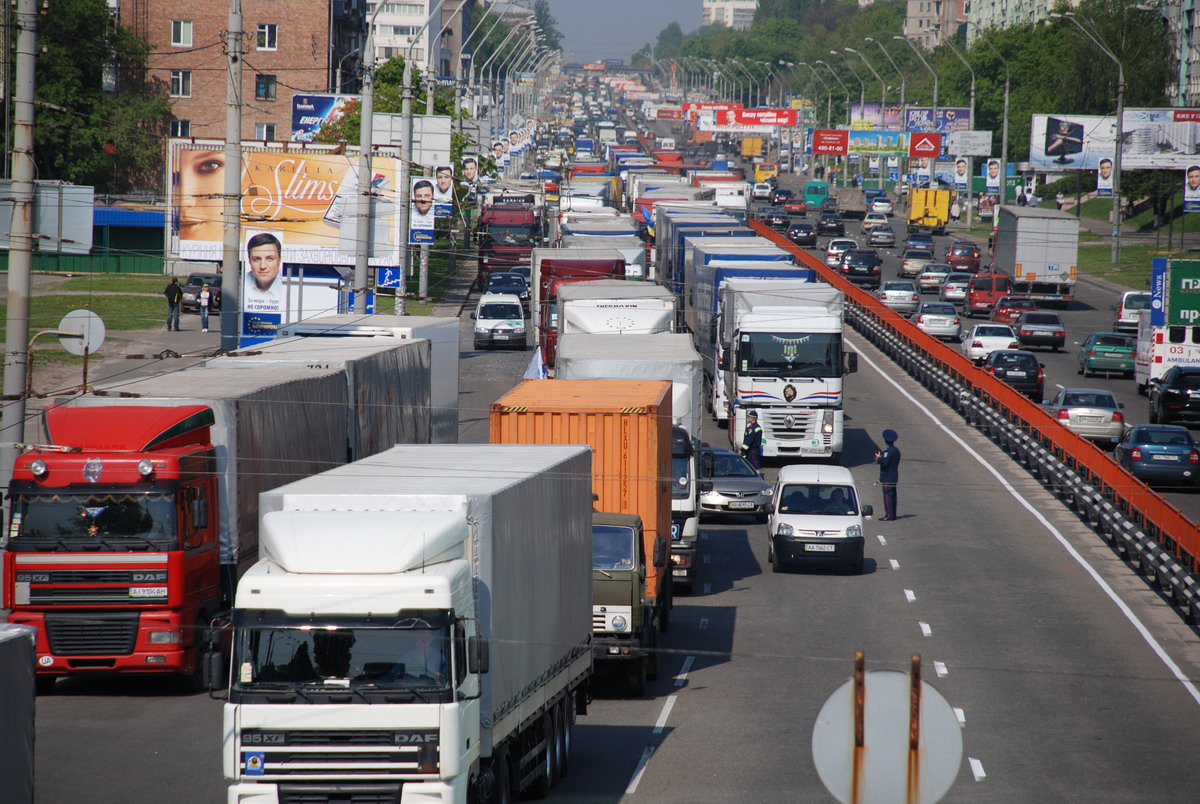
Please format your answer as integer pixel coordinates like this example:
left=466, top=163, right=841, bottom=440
left=57, top=310, right=106, bottom=356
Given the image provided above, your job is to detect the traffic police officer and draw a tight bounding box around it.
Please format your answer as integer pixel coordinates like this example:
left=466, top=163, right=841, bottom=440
left=740, top=410, right=764, bottom=470
left=874, top=429, right=901, bottom=520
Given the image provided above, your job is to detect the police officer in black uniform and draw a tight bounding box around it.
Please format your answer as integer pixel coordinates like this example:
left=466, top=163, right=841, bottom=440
left=740, top=410, right=764, bottom=470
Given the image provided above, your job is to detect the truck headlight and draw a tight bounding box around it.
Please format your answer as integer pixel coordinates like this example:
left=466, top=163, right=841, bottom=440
left=148, top=630, right=183, bottom=644
left=822, top=410, right=835, bottom=435
left=776, top=522, right=793, bottom=536
left=611, top=615, right=627, bottom=631
left=846, top=525, right=862, bottom=539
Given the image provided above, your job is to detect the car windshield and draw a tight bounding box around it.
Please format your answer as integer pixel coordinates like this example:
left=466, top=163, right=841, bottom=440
left=479, top=304, right=522, bottom=319
left=9, top=490, right=178, bottom=551
left=994, top=353, right=1036, bottom=368
left=777, top=484, right=859, bottom=515
left=951, top=246, right=977, bottom=256
left=1124, top=294, right=1151, bottom=310
left=186, top=274, right=219, bottom=287
left=921, top=304, right=957, bottom=315
left=1174, top=372, right=1200, bottom=390
left=905, top=250, right=934, bottom=260
left=708, top=451, right=757, bottom=478
left=738, top=331, right=843, bottom=378
left=1133, top=428, right=1193, bottom=446
left=593, top=524, right=637, bottom=571
left=1061, top=391, right=1117, bottom=408
left=1093, top=334, right=1133, bottom=347
left=977, top=326, right=1014, bottom=337
left=232, top=613, right=453, bottom=691
left=946, top=273, right=971, bottom=283
left=1023, top=313, right=1060, bottom=325
left=485, top=225, right=534, bottom=245
left=883, top=282, right=916, bottom=292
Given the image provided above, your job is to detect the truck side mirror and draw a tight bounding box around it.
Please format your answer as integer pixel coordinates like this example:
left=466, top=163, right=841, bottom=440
left=699, top=480, right=713, bottom=493
left=845, top=352, right=859, bottom=374
left=861, top=504, right=874, bottom=518
left=701, top=451, right=714, bottom=476
left=467, top=636, right=490, bottom=674
left=204, top=650, right=228, bottom=697
left=653, top=537, right=667, bottom=568
left=718, top=342, right=731, bottom=370
left=470, top=312, right=476, bottom=320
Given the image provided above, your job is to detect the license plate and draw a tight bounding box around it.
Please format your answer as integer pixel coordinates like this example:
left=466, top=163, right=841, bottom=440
left=805, top=543, right=836, bottom=552
left=728, top=501, right=755, bottom=510
left=1008, top=370, right=1027, bottom=378
left=494, top=334, right=510, bottom=340
left=1152, top=454, right=1181, bottom=462
left=672, top=567, right=689, bottom=577
left=130, top=586, right=167, bottom=598
left=1076, top=415, right=1102, bottom=423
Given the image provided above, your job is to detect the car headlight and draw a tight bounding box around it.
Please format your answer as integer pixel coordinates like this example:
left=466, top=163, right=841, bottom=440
left=512, top=326, right=526, bottom=334
left=846, top=525, right=862, bottom=539
left=611, top=615, right=628, bottom=631
left=775, top=522, right=793, bottom=536
left=474, top=326, right=487, bottom=334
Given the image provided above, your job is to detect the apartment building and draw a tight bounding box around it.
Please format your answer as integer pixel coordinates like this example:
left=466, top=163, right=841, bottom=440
left=904, top=0, right=967, bottom=49
left=702, top=0, right=759, bottom=31
left=118, top=0, right=343, bottom=141
left=369, top=0, right=448, bottom=74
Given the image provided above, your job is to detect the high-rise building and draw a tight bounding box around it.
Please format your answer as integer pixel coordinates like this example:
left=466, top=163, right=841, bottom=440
left=903, top=0, right=967, bottom=49
left=702, top=0, right=759, bottom=31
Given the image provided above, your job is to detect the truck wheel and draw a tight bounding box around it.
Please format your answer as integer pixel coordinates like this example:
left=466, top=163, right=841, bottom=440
left=492, top=754, right=512, bottom=804
left=180, top=616, right=210, bottom=694
left=35, top=676, right=56, bottom=696
left=628, top=658, right=648, bottom=698
left=558, top=698, right=574, bottom=778
left=527, top=715, right=553, bottom=799
left=548, top=708, right=563, bottom=787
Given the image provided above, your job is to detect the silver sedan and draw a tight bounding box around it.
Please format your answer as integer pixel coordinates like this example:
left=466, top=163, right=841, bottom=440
left=1045, top=388, right=1127, bottom=447
left=940, top=272, right=972, bottom=303
left=909, top=301, right=962, bottom=341
left=698, top=447, right=772, bottom=522
left=876, top=280, right=920, bottom=314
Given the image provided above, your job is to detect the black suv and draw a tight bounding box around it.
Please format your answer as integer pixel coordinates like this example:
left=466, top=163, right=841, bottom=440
left=981, top=349, right=1045, bottom=401
left=1149, top=366, right=1200, bottom=425
left=816, top=212, right=845, bottom=237
left=839, top=249, right=883, bottom=288
left=758, top=208, right=790, bottom=231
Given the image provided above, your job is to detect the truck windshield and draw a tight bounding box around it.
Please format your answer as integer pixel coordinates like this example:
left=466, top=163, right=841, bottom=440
left=8, top=491, right=178, bottom=551
left=738, top=332, right=842, bottom=378
left=593, top=524, right=637, bottom=571
left=485, top=225, right=534, bottom=246
left=233, top=613, right=453, bottom=692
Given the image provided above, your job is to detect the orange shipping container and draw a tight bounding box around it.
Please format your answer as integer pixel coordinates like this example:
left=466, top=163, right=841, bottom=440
left=490, top=379, right=673, bottom=605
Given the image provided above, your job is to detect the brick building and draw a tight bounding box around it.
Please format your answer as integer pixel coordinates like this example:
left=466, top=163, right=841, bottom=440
left=117, top=0, right=342, bottom=141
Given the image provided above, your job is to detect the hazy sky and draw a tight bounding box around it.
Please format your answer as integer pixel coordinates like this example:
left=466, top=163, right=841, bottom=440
left=542, top=0, right=702, bottom=63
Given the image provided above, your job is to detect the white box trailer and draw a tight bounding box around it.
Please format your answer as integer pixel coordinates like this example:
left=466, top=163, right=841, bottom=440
left=224, top=445, right=593, bottom=803
left=276, top=314, right=460, bottom=444
left=0, top=624, right=35, bottom=803
left=993, top=206, right=1079, bottom=303
left=210, top=336, right=433, bottom=458
left=558, top=234, right=647, bottom=279
left=556, top=280, right=676, bottom=337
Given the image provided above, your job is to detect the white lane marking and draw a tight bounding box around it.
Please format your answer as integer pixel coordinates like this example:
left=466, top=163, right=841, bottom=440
left=889, top=558, right=900, bottom=570
left=919, top=621, right=933, bottom=637
left=851, top=340, right=1200, bottom=709
left=954, top=707, right=966, bottom=727
left=674, top=655, right=694, bottom=687
left=703, top=583, right=712, bottom=595
left=653, top=694, right=677, bottom=734
left=877, top=534, right=888, bottom=546
left=625, top=746, right=656, bottom=794
left=699, top=618, right=709, bottom=630
left=934, top=661, right=948, bottom=677
left=904, top=589, right=917, bottom=602
left=969, top=757, right=987, bottom=781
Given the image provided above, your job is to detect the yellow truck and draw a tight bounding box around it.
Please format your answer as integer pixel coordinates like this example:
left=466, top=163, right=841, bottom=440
left=740, top=135, right=764, bottom=158
left=908, top=188, right=951, bottom=235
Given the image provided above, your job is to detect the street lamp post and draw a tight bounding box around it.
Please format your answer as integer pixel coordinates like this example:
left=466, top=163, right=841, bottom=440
left=865, top=36, right=905, bottom=125
left=1052, top=12, right=1124, bottom=264
left=894, top=36, right=937, bottom=123
left=798, top=62, right=831, bottom=129
left=815, top=60, right=850, bottom=127
left=731, top=59, right=755, bottom=107
left=943, top=38, right=976, bottom=227
left=831, top=51, right=865, bottom=122
left=845, top=47, right=886, bottom=189
left=978, top=36, right=1010, bottom=207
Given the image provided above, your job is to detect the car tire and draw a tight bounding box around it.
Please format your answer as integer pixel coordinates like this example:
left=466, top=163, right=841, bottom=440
left=849, top=559, right=864, bottom=575
left=1149, top=405, right=1159, bottom=424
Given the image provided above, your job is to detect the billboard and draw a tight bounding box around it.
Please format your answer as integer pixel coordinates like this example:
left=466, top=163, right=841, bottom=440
left=905, top=107, right=972, bottom=133
left=847, top=130, right=908, bottom=156
left=1030, top=110, right=1200, bottom=170
left=811, top=129, right=849, bottom=155
left=291, top=94, right=355, bottom=142
left=168, top=140, right=401, bottom=265
left=850, top=102, right=906, bottom=129
left=1166, top=259, right=1200, bottom=325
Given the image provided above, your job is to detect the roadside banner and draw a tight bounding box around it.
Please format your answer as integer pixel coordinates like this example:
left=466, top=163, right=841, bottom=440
left=811, top=129, right=849, bottom=155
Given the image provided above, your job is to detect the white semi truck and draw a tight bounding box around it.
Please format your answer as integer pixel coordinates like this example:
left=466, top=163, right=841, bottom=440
left=718, top=279, right=856, bottom=461
left=221, top=445, right=594, bottom=803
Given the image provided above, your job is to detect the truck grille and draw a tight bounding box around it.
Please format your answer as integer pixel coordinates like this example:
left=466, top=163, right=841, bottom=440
left=762, top=410, right=832, bottom=444
left=240, top=730, right=438, bottom=779
left=44, top=612, right=138, bottom=655
left=592, top=613, right=608, bottom=632
left=278, top=784, right=402, bottom=804
left=17, top=568, right=169, bottom=606
left=30, top=587, right=167, bottom=605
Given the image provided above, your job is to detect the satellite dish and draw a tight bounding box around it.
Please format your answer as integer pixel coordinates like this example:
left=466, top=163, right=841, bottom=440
left=57, top=310, right=106, bottom=356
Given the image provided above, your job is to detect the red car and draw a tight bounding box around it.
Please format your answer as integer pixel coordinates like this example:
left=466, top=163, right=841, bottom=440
left=783, top=198, right=808, bottom=216
left=945, top=241, right=981, bottom=272
left=990, top=295, right=1038, bottom=325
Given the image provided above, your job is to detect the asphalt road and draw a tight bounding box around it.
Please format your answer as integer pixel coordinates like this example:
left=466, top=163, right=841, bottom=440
left=28, top=182, right=1200, bottom=803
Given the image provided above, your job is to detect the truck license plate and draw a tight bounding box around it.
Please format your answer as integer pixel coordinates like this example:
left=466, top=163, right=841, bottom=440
left=129, top=586, right=167, bottom=598
left=728, top=501, right=755, bottom=510
left=805, top=543, right=836, bottom=552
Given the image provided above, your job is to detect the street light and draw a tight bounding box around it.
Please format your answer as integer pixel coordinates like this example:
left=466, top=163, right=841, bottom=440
left=845, top=48, right=886, bottom=189
left=731, top=59, right=755, bottom=107
left=798, top=62, right=832, bottom=129
left=894, top=36, right=937, bottom=123
left=815, top=60, right=851, bottom=127
left=942, top=39, right=975, bottom=226
left=978, top=35, right=1010, bottom=207
left=1052, top=11, right=1125, bottom=263
left=831, top=51, right=865, bottom=122
left=865, top=36, right=905, bottom=125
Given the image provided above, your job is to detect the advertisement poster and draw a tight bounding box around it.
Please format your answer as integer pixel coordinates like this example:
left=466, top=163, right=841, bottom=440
left=409, top=177, right=436, bottom=245
left=461, top=156, right=480, bottom=187
left=1031, top=110, right=1200, bottom=170
left=985, top=159, right=1002, bottom=194
left=904, top=107, right=972, bottom=133
left=291, top=94, right=356, bottom=142
left=433, top=165, right=454, bottom=218
left=1185, top=166, right=1200, bottom=213
left=242, top=230, right=284, bottom=343
left=850, top=102, right=906, bottom=129
left=952, top=158, right=970, bottom=188
left=847, top=130, right=908, bottom=156
left=1096, top=159, right=1114, bottom=197
left=169, top=141, right=400, bottom=265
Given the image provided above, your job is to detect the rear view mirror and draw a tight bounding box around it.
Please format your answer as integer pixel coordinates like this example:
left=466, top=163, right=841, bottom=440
left=845, top=352, right=859, bottom=374
left=470, top=313, right=476, bottom=320
left=467, top=636, right=489, bottom=674
left=652, top=537, right=667, bottom=568
left=861, top=504, right=874, bottom=518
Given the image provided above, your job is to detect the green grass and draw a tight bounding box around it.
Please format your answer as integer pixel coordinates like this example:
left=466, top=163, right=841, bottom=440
left=57, top=275, right=170, bottom=293
left=7, top=294, right=167, bottom=331
left=1074, top=242, right=1160, bottom=289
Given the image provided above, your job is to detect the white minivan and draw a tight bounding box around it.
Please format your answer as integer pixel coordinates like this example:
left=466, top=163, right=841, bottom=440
left=767, top=465, right=871, bottom=574
left=472, top=293, right=527, bottom=350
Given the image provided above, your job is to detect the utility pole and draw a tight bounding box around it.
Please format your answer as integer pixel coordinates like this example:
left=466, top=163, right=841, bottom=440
left=0, top=0, right=37, bottom=498
left=220, top=0, right=243, bottom=351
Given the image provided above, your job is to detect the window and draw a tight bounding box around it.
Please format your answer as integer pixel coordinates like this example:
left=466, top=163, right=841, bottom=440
left=170, top=119, right=191, bottom=137
left=255, top=123, right=277, bottom=140
left=257, top=23, right=277, bottom=50
left=255, top=74, right=277, bottom=101
left=170, top=70, right=191, bottom=97
left=171, top=20, right=192, bottom=47
left=390, top=25, right=418, bottom=36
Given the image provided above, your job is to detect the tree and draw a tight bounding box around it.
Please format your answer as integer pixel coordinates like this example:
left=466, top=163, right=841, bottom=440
left=533, top=0, right=561, bottom=52
left=33, top=0, right=171, bottom=193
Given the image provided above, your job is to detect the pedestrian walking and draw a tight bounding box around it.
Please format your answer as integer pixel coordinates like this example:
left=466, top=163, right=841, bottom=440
left=164, top=277, right=182, bottom=331
left=740, top=410, right=764, bottom=471
left=198, top=283, right=212, bottom=332
left=950, top=200, right=961, bottom=222
left=874, top=429, right=901, bottom=520
left=1055, top=192, right=1065, bottom=210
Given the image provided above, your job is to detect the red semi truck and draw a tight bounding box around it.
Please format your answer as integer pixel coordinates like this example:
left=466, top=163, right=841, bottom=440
left=476, top=199, right=540, bottom=289
left=530, top=249, right=627, bottom=370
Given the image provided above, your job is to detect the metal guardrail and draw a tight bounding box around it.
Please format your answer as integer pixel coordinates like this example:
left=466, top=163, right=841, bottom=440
left=750, top=220, right=1200, bottom=624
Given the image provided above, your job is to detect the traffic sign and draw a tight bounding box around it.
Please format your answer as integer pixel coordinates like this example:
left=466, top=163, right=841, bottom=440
left=947, top=130, right=992, bottom=156
left=909, top=132, right=941, bottom=158
left=889, top=170, right=899, bottom=181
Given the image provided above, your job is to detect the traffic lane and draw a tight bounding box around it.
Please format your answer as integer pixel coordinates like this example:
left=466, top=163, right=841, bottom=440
left=631, top=333, right=1200, bottom=800
left=455, top=307, right=536, bottom=444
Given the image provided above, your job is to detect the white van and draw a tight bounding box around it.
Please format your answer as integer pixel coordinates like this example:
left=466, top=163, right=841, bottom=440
left=767, top=465, right=871, bottom=574
left=472, top=293, right=527, bottom=350
left=1112, top=290, right=1151, bottom=333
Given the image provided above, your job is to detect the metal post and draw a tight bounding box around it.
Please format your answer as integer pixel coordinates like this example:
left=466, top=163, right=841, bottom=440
left=220, top=0, right=243, bottom=350
left=979, top=36, right=1010, bottom=206
left=0, top=0, right=37, bottom=497
left=944, top=39, right=975, bottom=226
left=865, top=37, right=905, bottom=127
left=832, top=51, right=865, bottom=123
left=896, top=36, right=937, bottom=123
left=354, top=1, right=388, bottom=315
